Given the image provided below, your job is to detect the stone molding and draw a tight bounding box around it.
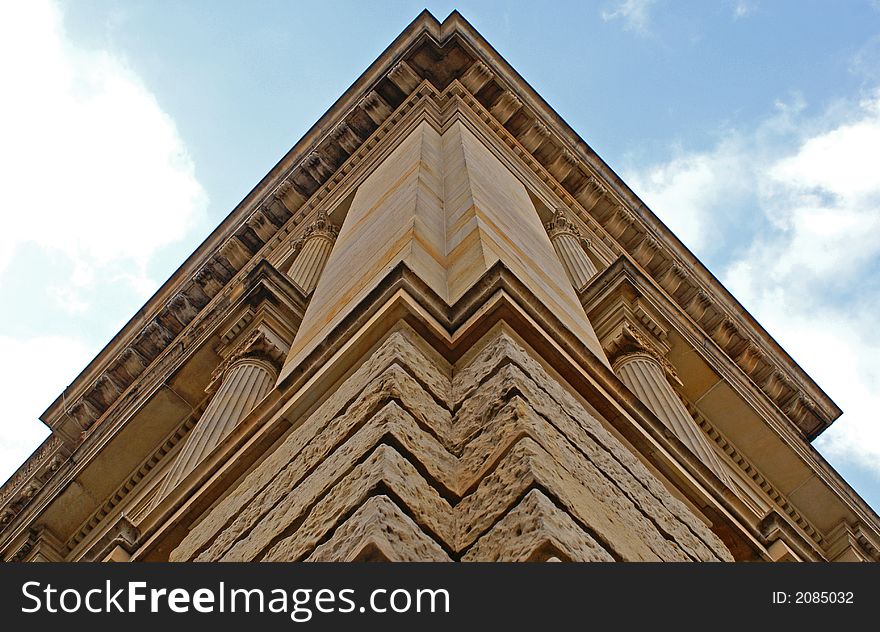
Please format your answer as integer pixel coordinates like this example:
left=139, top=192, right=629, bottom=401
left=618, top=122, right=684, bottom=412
left=684, top=399, right=826, bottom=555
left=9, top=525, right=66, bottom=563
left=81, top=515, right=139, bottom=563
left=65, top=412, right=198, bottom=560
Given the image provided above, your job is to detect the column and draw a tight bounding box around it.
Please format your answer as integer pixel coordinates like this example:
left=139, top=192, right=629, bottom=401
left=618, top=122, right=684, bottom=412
left=545, top=209, right=598, bottom=291
left=287, top=210, right=339, bottom=293
left=613, top=346, right=733, bottom=488
left=157, top=331, right=282, bottom=499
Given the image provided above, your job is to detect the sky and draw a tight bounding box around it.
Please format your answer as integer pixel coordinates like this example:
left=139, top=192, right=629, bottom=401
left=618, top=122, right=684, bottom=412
left=0, top=0, right=879, bottom=515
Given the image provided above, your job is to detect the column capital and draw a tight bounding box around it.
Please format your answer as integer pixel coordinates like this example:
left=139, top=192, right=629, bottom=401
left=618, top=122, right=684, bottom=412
left=207, top=329, right=285, bottom=394
left=291, top=209, right=339, bottom=254
left=545, top=208, right=583, bottom=241
left=606, top=323, right=680, bottom=385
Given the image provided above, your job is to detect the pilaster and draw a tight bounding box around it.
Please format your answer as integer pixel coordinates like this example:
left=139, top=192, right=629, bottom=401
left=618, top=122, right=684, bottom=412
left=584, top=270, right=734, bottom=489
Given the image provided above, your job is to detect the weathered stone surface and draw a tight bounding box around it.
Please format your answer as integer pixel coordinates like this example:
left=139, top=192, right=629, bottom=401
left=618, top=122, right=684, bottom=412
left=459, top=397, right=697, bottom=560
left=197, top=402, right=454, bottom=562
left=460, top=364, right=723, bottom=561
left=453, top=329, right=732, bottom=560
left=455, top=437, right=670, bottom=561
left=175, top=325, right=732, bottom=563
left=174, top=327, right=450, bottom=561
left=307, top=495, right=451, bottom=562
left=462, top=489, right=613, bottom=562
left=261, top=444, right=452, bottom=562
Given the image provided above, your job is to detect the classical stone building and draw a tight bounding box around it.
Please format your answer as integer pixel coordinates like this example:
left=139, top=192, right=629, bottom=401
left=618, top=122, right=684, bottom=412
left=2, top=11, right=878, bottom=562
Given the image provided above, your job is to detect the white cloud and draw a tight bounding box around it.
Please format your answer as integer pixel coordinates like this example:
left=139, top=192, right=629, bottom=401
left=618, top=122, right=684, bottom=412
left=624, top=90, right=880, bottom=482
left=601, top=0, right=657, bottom=33
left=850, top=34, right=880, bottom=83
left=733, top=1, right=756, bottom=20
left=0, top=1, right=207, bottom=482
left=0, top=0, right=207, bottom=295
left=625, top=136, right=753, bottom=252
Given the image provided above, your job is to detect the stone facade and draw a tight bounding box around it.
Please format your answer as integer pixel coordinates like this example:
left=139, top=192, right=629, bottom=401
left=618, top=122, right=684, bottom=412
left=171, top=326, right=730, bottom=562
left=2, top=11, right=878, bottom=563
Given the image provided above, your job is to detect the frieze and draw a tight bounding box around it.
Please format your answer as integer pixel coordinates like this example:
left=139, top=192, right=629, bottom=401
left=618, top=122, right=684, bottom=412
left=686, top=400, right=827, bottom=552
left=0, top=435, right=65, bottom=526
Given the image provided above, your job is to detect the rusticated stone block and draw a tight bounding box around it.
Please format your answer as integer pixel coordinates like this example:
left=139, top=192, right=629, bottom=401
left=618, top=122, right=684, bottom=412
left=307, top=495, right=451, bottom=562
left=173, top=325, right=732, bottom=563
left=460, top=364, right=724, bottom=560
left=455, top=330, right=731, bottom=560
left=194, top=401, right=454, bottom=562
left=462, top=489, right=613, bottom=562
left=454, top=437, right=674, bottom=561
left=173, top=327, right=450, bottom=561
left=261, top=444, right=452, bottom=562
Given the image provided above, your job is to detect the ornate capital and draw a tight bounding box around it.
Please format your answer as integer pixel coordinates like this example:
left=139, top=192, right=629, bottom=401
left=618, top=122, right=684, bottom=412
left=207, top=329, right=286, bottom=393
left=291, top=209, right=340, bottom=254
left=545, top=208, right=582, bottom=241
left=605, top=323, right=681, bottom=385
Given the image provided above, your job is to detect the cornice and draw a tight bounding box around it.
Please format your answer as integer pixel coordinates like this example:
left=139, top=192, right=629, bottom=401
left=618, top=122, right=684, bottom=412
left=0, top=261, right=304, bottom=548
left=683, top=400, right=826, bottom=556
left=66, top=410, right=198, bottom=561
left=580, top=257, right=880, bottom=549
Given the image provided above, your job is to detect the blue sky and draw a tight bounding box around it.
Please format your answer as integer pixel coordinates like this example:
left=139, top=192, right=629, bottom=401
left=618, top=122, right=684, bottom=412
left=1, top=1, right=879, bottom=513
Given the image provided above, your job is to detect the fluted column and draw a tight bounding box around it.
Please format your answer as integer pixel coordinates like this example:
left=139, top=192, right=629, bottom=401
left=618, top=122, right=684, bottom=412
left=614, top=349, right=733, bottom=487
left=546, top=209, right=597, bottom=291
left=157, top=332, right=282, bottom=499
left=287, top=211, right=339, bottom=293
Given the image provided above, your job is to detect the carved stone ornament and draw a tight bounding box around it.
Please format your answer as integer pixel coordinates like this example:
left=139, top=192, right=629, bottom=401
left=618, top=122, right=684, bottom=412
left=206, top=329, right=286, bottom=394
left=544, top=208, right=582, bottom=241
left=605, top=323, right=681, bottom=385
left=290, top=209, right=340, bottom=255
